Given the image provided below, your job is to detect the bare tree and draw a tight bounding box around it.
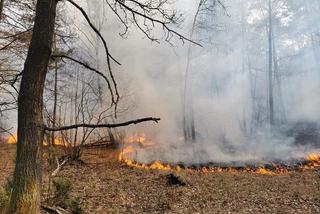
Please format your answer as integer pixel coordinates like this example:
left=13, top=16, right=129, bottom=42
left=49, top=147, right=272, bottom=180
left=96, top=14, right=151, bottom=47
left=183, top=0, right=224, bottom=142
left=183, top=0, right=203, bottom=142
left=8, top=0, right=197, bottom=213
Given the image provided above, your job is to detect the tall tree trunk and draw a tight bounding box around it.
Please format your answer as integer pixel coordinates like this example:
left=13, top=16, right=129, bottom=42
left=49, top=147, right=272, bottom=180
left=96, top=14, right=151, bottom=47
left=272, top=36, right=286, bottom=124
left=73, top=72, right=79, bottom=148
left=8, top=0, right=57, bottom=213
left=268, top=0, right=274, bottom=127
left=51, top=38, right=58, bottom=146
left=311, top=33, right=320, bottom=73
left=0, top=0, right=4, bottom=21
left=183, top=0, right=202, bottom=142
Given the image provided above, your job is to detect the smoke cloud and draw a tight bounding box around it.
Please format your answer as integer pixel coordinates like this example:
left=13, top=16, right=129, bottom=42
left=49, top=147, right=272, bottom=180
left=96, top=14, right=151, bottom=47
left=54, top=0, right=320, bottom=165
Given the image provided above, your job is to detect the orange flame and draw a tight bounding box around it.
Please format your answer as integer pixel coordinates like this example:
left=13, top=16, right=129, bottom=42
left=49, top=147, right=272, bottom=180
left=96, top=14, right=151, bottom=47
left=119, top=134, right=320, bottom=175
left=43, top=137, right=66, bottom=146
left=5, top=134, right=66, bottom=147
left=6, top=134, right=17, bottom=144
left=300, top=153, right=320, bottom=170
left=126, top=134, right=146, bottom=144
left=255, top=168, right=276, bottom=176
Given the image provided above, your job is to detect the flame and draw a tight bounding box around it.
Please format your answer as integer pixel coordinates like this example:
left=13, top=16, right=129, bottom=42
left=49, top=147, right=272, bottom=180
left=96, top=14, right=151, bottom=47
left=126, top=134, right=146, bottom=144
left=119, top=134, right=320, bottom=175
left=255, top=168, right=276, bottom=176
left=6, top=134, right=17, bottom=144
left=306, top=153, right=320, bottom=162
left=149, top=161, right=172, bottom=170
left=118, top=133, right=155, bottom=162
left=53, top=137, right=65, bottom=146
left=300, top=153, right=320, bottom=169
left=43, top=137, right=66, bottom=146
left=5, top=134, right=66, bottom=147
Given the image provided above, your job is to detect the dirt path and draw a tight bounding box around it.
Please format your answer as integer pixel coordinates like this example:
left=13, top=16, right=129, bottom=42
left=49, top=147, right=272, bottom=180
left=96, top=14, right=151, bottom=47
left=1, top=145, right=320, bottom=213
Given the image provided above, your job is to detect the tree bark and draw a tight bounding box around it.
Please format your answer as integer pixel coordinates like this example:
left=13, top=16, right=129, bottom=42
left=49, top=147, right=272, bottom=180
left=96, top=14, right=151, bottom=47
left=8, top=0, right=57, bottom=213
left=0, top=0, right=4, bottom=21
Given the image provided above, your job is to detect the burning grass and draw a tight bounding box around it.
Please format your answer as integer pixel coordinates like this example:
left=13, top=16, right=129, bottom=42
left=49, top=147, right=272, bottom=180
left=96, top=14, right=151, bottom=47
left=3, top=134, right=70, bottom=147
left=118, top=134, right=320, bottom=176
left=118, top=153, right=320, bottom=175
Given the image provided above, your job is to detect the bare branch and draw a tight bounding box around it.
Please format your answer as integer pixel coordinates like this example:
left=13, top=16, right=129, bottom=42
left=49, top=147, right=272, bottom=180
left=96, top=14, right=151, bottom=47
left=0, top=37, right=18, bottom=51
left=45, top=117, right=160, bottom=132
left=51, top=54, right=116, bottom=105
left=112, top=0, right=203, bottom=47
left=66, top=0, right=120, bottom=106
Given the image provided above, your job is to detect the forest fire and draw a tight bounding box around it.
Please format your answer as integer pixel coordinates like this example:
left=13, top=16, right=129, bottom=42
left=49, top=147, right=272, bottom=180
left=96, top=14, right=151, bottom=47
left=119, top=134, right=320, bottom=175
left=2, top=0, right=320, bottom=212
left=4, top=134, right=66, bottom=146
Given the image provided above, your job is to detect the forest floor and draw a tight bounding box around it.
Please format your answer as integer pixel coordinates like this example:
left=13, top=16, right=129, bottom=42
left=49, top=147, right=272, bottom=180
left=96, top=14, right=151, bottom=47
left=1, top=144, right=320, bottom=214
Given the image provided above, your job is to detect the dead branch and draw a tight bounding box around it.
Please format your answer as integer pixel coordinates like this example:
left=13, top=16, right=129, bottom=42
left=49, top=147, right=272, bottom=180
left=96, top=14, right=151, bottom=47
left=51, top=157, right=69, bottom=177
left=0, top=102, right=15, bottom=107
left=51, top=54, right=115, bottom=104
left=41, top=205, right=66, bottom=214
left=0, top=37, right=18, bottom=51
left=111, top=0, right=203, bottom=47
left=0, top=28, right=32, bottom=40
left=45, top=117, right=160, bottom=132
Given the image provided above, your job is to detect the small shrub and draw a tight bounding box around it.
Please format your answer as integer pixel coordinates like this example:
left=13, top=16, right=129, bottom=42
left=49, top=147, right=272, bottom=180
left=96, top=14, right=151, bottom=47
left=53, top=178, right=72, bottom=199
left=64, top=197, right=82, bottom=214
left=0, top=187, right=9, bottom=213
left=52, top=178, right=82, bottom=213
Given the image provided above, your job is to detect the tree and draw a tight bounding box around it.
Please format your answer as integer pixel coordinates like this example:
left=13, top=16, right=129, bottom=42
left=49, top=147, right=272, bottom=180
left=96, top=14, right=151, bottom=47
left=183, top=0, right=203, bottom=142
left=268, top=0, right=274, bottom=127
left=183, top=0, right=224, bottom=142
left=8, top=0, right=196, bottom=213
left=8, top=1, right=57, bottom=212
left=0, top=0, right=38, bottom=117
left=0, top=0, right=4, bottom=21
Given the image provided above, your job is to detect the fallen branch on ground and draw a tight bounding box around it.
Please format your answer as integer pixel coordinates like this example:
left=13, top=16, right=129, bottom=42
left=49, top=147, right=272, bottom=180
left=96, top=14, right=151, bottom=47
left=51, top=157, right=69, bottom=177
left=41, top=205, right=66, bottom=214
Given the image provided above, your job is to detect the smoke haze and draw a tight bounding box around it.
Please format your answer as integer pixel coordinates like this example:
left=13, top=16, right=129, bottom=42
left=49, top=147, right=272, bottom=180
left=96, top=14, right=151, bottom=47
left=5, top=0, right=319, bottom=165
left=84, top=0, right=320, bottom=165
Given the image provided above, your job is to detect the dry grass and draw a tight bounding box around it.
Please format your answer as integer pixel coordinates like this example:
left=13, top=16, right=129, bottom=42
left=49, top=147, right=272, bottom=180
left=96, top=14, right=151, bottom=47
left=1, top=144, right=320, bottom=214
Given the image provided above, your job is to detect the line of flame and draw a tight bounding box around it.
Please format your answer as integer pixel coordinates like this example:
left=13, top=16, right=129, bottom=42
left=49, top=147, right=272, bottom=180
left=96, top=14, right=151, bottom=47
left=118, top=135, right=320, bottom=175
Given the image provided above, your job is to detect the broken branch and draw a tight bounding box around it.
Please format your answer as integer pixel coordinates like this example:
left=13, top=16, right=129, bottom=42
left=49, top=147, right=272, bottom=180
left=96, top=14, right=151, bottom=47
left=51, top=157, right=69, bottom=177
left=45, top=117, right=160, bottom=132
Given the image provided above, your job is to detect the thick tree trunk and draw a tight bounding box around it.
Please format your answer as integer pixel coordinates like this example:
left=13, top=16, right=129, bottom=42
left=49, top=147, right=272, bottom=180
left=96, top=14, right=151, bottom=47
left=8, top=0, right=57, bottom=213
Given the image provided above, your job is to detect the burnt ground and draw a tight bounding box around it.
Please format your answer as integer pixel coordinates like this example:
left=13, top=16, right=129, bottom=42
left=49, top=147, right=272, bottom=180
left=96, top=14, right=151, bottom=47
left=1, top=144, right=320, bottom=214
